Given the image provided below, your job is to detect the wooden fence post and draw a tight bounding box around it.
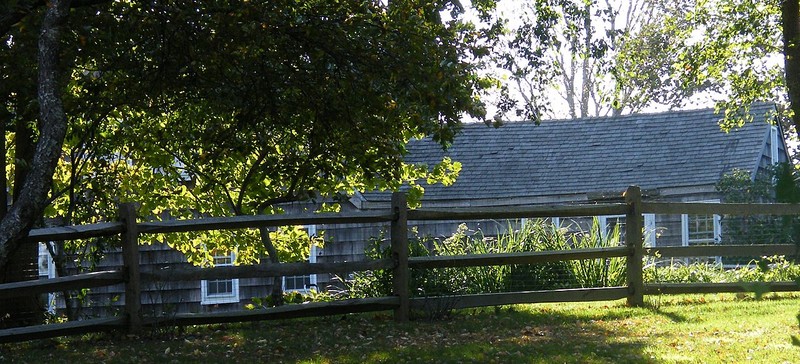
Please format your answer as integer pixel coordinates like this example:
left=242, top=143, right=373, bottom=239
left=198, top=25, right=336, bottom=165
left=625, top=186, right=645, bottom=307
left=390, top=192, right=409, bottom=322
left=120, top=203, right=141, bottom=333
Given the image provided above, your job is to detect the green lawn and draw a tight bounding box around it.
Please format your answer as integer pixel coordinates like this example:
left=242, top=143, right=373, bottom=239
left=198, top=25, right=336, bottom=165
left=4, top=293, right=800, bottom=363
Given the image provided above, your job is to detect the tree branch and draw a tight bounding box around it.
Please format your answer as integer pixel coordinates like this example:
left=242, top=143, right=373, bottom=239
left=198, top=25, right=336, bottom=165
left=0, top=0, right=72, bottom=269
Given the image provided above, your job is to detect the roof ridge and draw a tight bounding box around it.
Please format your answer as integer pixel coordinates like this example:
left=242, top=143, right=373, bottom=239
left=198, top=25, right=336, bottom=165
left=458, top=102, right=776, bottom=127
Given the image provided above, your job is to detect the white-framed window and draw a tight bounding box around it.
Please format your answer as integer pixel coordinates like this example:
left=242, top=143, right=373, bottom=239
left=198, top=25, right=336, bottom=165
left=771, top=126, right=780, bottom=165
left=644, top=214, right=656, bottom=247
left=681, top=200, right=722, bottom=264
left=598, top=214, right=656, bottom=246
left=599, top=215, right=626, bottom=244
left=201, top=252, right=240, bottom=305
left=38, top=242, right=57, bottom=313
left=282, top=225, right=318, bottom=293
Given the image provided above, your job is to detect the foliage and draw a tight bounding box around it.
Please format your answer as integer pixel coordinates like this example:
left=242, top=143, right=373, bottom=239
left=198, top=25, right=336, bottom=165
left=565, top=219, right=627, bottom=288
left=247, top=289, right=338, bottom=310
left=348, top=218, right=626, bottom=299
left=639, top=0, right=791, bottom=133
left=715, top=165, right=800, bottom=258
left=1, top=0, right=501, bottom=275
left=346, top=230, right=443, bottom=299
left=496, top=0, right=684, bottom=119
left=644, top=255, right=800, bottom=284
left=715, top=168, right=774, bottom=203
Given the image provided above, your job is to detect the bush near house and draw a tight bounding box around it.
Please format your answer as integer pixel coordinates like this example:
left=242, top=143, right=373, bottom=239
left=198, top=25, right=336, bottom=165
left=347, top=218, right=627, bottom=298
left=345, top=219, right=800, bottom=301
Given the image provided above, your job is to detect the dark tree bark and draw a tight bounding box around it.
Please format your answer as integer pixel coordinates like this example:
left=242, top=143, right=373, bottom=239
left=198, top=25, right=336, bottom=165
left=259, top=227, right=284, bottom=306
left=0, top=0, right=71, bottom=327
left=783, top=0, right=800, bottom=140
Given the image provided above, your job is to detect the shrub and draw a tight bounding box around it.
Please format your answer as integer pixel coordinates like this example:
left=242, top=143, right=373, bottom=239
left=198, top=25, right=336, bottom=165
left=347, top=217, right=627, bottom=298
left=644, top=255, right=800, bottom=284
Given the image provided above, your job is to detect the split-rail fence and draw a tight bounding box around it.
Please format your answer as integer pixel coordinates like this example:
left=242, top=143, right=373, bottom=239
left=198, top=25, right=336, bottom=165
left=1, top=186, right=799, bottom=343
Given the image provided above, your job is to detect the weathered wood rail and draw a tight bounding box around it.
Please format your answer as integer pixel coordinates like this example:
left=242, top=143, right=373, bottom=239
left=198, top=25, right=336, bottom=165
left=2, top=185, right=800, bottom=343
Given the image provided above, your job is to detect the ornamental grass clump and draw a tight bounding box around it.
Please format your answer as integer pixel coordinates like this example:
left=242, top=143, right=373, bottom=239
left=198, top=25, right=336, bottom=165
left=348, top=218, right=630, bottom=299
left=564, top=218, right=627, bottom=288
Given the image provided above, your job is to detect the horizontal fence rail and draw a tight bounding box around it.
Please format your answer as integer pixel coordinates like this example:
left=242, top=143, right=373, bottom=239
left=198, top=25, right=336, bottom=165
left=138, top=210, right=394, bottom=234
left=644, top=282, right=800, bottom=295
left=645, top=244, right=798, bottom=258
left=0, top=317, right=125, bottom=344
left=0, top=270, right=124, bottom=299
left=409, top=287, right=629, bottom=310
left=5, top=186, right=800, bottom=344
left=25, top=222, right=124, bottom=243
left=142, top=259, right=395, bottom=282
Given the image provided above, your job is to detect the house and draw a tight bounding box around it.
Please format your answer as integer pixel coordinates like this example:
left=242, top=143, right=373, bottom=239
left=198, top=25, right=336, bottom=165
left=39, top=103, right=791, bottom=315
left=319, top=103, right=791, bottom=265
left=359, top=103, right=788, bottom=208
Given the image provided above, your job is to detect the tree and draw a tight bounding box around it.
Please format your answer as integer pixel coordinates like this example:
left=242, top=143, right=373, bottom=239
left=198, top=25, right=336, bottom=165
left=616, top=0, right=800, bottom=141
left=0, top=0, right=499, bottom=322
left=0, top=0, right=72, bottom=326
left=496, top=0, right=686, bottom=120
left=782, top=0, right=800, bottom=140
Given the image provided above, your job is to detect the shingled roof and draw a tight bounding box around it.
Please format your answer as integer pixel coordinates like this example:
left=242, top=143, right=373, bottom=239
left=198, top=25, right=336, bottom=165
left=360, top=103, right=782, bottom=206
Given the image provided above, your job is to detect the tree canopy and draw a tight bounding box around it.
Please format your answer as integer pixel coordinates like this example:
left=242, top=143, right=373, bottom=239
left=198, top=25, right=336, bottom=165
left=4, top=0, right=800, bottom=323
left=0, top=0, right=500, bottom=274
left=495, top=0, right=690, bottom=120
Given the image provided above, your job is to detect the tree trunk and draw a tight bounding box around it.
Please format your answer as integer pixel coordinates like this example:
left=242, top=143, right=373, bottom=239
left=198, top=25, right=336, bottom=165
left=783, top=0, right=800, bottom=140
left=258, top=227, right=284, bottom=306
left=0, top=0, right=71, bottom=327
left=579, top=3, right=592, bottom=119
left=0, top=118, right=40, bottom=327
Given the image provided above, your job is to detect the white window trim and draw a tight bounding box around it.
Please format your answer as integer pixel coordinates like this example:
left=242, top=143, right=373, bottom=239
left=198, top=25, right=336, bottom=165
left=201, top=252, right=240, bottom=305
left=282, top=225, right=318, bottom=293
left=771, top=126, right=780, bottom=165
left=38, top=242, right=57, bottom=314
left=681, top=200, right=722, bottom=264
left=644, top=214, right=656, bottom=247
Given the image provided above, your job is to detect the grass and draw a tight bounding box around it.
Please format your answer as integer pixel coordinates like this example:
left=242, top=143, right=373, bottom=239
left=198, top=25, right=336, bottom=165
left=4, top=293, right=800, bottom=363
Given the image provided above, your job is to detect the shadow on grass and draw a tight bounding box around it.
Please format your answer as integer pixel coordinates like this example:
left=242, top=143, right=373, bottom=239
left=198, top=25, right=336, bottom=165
left=237, top=306, right=655, bottom=364
left=645, top=307, right=688, bottom=323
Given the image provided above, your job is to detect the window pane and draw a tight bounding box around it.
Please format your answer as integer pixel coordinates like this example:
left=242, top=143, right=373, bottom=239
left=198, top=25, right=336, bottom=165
left=285, top=275, right=311, bottom=291
left=214, top=255, right=232, bottom=265
left=206, top=253, right=235, bottom=297
left=688, top=214, right=715, bottom=244
left=207, top=279, right=233, bottom=296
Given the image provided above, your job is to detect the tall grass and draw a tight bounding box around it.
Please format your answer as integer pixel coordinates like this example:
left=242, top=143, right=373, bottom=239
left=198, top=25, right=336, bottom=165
left=347, top=217, right=628, bottom=298
left=347, top=219, right=800, bottom=301
left=566, top=219, right=627, bottom=288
